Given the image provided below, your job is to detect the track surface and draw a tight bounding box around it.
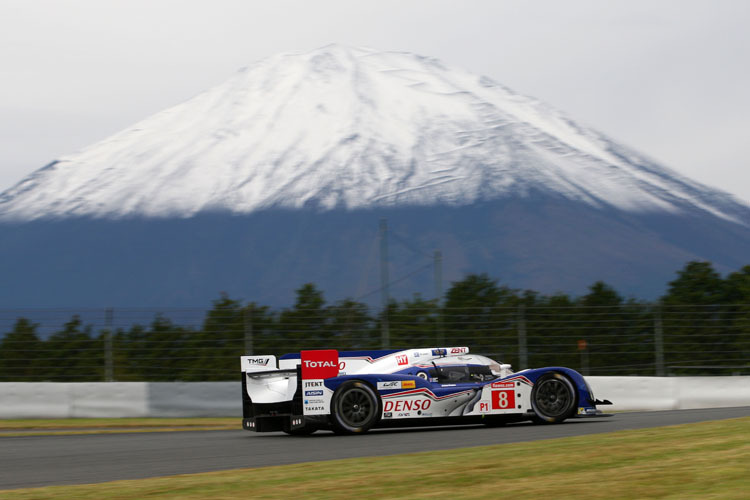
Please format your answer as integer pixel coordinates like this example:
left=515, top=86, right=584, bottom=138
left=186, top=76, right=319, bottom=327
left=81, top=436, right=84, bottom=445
left=2, top=407, right=749, bottom=490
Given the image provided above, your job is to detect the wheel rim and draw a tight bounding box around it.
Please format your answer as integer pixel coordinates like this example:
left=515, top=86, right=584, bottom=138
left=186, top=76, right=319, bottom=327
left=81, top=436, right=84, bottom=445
left=534, top=378, right=573, bottom=417
left=338, top=387, right=374, bottom=427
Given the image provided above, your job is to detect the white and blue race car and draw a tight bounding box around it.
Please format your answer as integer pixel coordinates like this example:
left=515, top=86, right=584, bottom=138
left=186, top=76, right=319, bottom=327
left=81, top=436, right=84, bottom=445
left=241, top=347, right=611, bottom=435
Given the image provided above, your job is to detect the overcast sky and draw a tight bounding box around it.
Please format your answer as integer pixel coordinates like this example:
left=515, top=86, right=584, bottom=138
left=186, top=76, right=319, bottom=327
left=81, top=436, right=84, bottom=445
left=2, top=0, right=749, bottom=202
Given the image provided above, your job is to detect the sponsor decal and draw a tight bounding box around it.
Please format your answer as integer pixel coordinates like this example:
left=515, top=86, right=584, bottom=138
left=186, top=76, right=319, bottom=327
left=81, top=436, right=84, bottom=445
left=338, top=361, right=346, bottom=370
left=304, top=380, right=323, bottom=388
left=305, top=390, right=324, bottom=396
left=397, top=412, right=411, bottom=417
left=245, top=357, right=270, bottom=366
left=305, top=398, right=324, bottom=404
left=401, top=380, right=416, bottom=389
left=377, top=381, right=402, bottom=390
left=305, top=406, right=325, bottom=411
left=491, top=390, right=516, bottom=410
left=432, top=349, right=447, bottom=356
left=578, top=407, right=586, bottom=415
left=301, top=350, right=339, bottom=379
left=383, top=412, right=393, bottom=418
left=479, top=402, right=490, bottom=413
left=450, top=347, right=468, bottom=354
left=395, top=354, right=408, bottom=366
left=491, top=382, right=515, bottom=389
left=383, top=399, right=432, bottom=412
left=413, top=352, right=420, bottom=358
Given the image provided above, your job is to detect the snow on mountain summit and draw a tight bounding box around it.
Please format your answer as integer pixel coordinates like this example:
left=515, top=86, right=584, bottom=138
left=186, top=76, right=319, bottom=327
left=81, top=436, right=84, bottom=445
left=1, top=44, right=747, bottom=222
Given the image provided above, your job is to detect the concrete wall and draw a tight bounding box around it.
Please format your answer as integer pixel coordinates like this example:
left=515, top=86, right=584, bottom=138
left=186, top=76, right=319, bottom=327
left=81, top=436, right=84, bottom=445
left=1, top=377, right=748, bottom=418
left=586, top=376, right=750, bottom=412
left=0, top=382, right=240, bottom=419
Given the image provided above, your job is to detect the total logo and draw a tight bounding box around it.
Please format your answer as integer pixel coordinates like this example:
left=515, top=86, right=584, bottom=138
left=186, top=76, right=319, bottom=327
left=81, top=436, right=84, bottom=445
left=301, top=350, right=339, bottom=379
left=302, top=360, right=337, bottom=368
left=383, top=399, right=432, bottom=412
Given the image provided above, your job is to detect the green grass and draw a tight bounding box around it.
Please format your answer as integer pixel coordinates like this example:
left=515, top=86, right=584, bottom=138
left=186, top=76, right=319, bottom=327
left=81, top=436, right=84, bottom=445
left=2, top=417, right=748, bottom=499
left=0, top=418, right=238, bottom=436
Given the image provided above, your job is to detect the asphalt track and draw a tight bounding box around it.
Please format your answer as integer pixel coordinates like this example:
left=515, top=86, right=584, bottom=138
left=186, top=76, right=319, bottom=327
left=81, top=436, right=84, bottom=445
left=2, top=407, right=749, bottom=490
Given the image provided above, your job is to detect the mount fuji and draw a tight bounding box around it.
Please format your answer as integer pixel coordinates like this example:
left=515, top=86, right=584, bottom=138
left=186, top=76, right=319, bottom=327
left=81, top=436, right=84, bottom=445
left=1, top=44, right=749, bottom=307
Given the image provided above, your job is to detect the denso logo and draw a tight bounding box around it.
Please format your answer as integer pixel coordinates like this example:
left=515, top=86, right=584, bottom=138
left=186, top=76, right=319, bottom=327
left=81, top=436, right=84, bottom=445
left=383, top=399, right=432, bottom=412
left=305, top=390, right=324, bottom=396
left=450, top=347, right=468, bottom=354
left=301, top=350, right=339, bottom=379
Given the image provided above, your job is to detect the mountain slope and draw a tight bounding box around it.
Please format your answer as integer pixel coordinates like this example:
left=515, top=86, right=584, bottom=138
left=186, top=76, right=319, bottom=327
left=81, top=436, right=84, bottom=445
left=1, top=44, right=748, bottom=224
left=1, top=44, right=749, bottom=309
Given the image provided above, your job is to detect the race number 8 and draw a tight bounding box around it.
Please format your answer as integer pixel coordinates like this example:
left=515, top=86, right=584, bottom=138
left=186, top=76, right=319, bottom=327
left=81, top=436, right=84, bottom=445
left=491, top=390, right=516, bottom=410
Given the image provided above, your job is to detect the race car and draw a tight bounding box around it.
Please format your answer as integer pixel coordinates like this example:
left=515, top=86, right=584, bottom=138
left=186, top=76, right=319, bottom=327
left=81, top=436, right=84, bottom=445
left=240, top=347, right=611, bottom=435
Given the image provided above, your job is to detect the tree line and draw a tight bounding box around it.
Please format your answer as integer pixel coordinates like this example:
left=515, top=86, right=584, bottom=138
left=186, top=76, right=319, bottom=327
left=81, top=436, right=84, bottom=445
left=0, top=261, right=748, bottom=381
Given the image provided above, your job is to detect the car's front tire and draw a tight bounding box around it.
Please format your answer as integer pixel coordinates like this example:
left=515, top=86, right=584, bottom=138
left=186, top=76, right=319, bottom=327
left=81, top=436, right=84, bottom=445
left=531, top=372, right=576, bottom=424
left=331, top=381, right=381, bottom=434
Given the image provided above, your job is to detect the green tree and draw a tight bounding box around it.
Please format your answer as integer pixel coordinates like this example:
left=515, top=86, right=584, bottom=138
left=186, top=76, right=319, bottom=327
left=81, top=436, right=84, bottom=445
left=0, top=318, right=42, bottom=381
left=45, top=316, right=100, bottom=381
left=279, top=283, right=330, bottom=352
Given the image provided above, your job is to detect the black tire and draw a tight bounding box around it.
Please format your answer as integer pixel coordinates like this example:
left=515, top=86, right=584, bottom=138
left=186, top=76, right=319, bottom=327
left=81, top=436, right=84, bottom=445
left=331, top=381, right=381, bottom=434
left=531, top=372, right=577, bottom=424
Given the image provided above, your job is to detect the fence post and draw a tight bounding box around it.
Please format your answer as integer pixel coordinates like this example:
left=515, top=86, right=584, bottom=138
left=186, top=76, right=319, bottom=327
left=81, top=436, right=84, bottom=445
left=517, top=304, right=528, bottom=370
left=104, top=307, right=114, bottom=382
left=654, top=303, right=665, bottom=376
left=244, top=307, right=254, bottom=355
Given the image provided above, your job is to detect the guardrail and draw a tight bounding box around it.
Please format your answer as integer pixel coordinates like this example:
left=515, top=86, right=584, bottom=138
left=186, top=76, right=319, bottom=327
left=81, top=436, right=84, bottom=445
left=1, top=377, right=749, bottom=419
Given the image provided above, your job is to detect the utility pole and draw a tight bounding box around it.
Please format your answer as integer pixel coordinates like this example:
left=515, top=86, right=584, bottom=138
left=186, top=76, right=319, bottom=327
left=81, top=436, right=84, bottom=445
left=434, top=250, right=444, bottom=345
left=517, top=304, right=528, bottom=370
left=654, top=303, right=665, bottom=376
left=104, top=307, right=114, bottom=382
left=379, top=218, right=390, bottom=348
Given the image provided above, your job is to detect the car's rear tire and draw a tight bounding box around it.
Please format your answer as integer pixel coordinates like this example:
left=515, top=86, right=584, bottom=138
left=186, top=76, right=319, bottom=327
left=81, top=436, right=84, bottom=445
left=331, top=381, right=381, bottom=434
left=531, top=372, right=576, bottom=424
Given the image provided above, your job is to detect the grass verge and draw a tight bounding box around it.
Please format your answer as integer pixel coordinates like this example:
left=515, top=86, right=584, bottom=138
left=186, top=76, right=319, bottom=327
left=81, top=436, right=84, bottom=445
left=0, top=418, right=238, bottom=436
left=2, top=417, right=749, bottom=499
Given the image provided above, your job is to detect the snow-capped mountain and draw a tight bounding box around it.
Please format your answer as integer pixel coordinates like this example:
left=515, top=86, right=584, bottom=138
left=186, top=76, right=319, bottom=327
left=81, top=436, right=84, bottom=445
left=1, top=44, right=750, bottom=309
left=1, top=44, right=747, bottom=224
